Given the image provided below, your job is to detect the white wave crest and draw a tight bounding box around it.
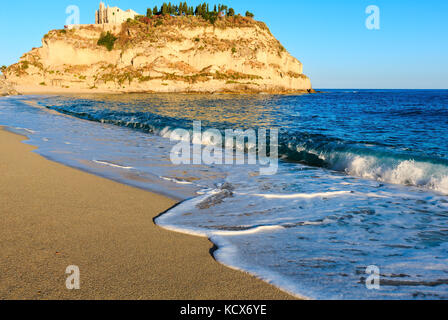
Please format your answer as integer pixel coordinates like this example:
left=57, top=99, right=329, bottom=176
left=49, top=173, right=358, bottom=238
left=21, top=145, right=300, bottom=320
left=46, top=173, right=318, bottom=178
left=341, top=155, right=448, bottom=194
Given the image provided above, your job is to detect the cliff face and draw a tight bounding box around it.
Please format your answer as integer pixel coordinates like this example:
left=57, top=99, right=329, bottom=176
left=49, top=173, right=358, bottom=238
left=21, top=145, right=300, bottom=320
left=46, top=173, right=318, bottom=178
left=5, top=15, right=312, bottom=94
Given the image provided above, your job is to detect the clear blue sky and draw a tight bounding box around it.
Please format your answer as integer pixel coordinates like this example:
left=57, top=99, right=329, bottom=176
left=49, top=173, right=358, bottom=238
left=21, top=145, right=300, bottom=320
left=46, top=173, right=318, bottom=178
left=0, top=0, right=446, bottom=89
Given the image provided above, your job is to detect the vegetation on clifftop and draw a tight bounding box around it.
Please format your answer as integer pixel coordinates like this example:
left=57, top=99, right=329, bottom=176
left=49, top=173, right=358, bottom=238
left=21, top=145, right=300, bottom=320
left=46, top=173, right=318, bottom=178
left=92, top=3, right=266, bottom=52
left=145, top=2, right=255, bottom=25
left=102, top=11, right=269, bottom=52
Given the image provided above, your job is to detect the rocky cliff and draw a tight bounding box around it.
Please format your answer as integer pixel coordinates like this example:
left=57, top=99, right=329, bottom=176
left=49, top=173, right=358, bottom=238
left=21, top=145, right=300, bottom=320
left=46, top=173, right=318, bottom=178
left=4, top=15, right=312, bottom=94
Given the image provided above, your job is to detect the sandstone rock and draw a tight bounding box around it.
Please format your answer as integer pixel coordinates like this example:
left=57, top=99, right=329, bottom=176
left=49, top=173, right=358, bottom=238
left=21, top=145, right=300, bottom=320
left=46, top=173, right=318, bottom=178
left=5, top=16, right=312, bottom=94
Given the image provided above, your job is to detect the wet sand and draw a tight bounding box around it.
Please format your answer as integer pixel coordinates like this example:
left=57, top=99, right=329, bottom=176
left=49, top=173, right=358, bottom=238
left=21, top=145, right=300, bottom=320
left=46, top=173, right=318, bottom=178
left=0, top=127, right=295, bottom=300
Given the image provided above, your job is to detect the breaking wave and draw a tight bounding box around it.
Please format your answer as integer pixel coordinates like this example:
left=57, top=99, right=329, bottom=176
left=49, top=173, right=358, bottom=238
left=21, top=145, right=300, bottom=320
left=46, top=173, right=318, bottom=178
left=42, top=100, right=448, bottom=194
left=280, top=139, right=448, bottom=194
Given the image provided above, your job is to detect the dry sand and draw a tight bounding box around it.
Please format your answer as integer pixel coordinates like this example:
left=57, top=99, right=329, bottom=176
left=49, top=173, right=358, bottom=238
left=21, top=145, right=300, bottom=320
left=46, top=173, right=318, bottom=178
left=0, top=127, right=295, bottom=300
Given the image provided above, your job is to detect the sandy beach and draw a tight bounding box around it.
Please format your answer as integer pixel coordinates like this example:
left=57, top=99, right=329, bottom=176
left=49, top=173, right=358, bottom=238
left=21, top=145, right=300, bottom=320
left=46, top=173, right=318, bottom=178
left=0, top=127, right=294, bottom=300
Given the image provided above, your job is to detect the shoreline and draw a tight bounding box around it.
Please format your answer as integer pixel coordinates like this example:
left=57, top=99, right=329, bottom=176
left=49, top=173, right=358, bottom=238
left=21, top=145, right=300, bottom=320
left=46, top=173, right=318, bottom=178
left=1, top=83, right=316, bottom=96
left=0, top=126, right=296, bottom=299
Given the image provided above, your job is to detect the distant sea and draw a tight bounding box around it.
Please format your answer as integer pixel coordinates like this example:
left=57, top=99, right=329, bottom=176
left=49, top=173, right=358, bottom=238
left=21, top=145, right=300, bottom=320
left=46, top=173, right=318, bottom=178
left=1, top=89, right=448, bottom=299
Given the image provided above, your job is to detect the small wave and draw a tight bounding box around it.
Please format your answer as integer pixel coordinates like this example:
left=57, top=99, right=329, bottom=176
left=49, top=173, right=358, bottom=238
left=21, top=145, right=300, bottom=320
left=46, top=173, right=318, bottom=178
left=240, top=191, right=352, bottom=199
left=92, top=160, right=134, bottom=170
left=213, top=225, right=284, bottom=236
left=14, top=127, right=36, bottom=134
left=160, top=176, right=194, bottom=185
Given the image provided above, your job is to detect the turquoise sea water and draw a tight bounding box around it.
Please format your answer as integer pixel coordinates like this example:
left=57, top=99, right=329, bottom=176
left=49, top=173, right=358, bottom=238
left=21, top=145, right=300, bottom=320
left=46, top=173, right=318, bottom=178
left=1, top=90, right=448, bottom=299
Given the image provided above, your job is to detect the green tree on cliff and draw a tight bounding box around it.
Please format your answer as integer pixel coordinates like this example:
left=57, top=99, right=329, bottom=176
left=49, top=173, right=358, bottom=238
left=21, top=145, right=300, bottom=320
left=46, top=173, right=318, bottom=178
left=147, top=3, right=254, bottom=20
left=178, top=2, right=184, bottom=15
left=161, top=3, right=168, bottom=15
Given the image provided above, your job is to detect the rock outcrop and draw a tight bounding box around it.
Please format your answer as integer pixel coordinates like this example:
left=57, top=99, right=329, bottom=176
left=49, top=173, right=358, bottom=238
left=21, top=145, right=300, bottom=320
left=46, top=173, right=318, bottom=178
left=0, top=76, right=19, bottom=96
left=5, top=15, right=312, bottom=94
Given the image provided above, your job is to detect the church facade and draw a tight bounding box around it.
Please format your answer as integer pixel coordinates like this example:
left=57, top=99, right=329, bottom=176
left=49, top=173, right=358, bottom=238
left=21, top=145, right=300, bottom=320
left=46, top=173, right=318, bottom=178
left=95, top=2, right=139, bottom=24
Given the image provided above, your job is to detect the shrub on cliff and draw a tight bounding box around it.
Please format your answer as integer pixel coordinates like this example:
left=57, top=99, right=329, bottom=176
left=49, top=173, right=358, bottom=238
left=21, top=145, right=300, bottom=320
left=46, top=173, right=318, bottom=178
left=97, top=32, right=117, bottom=51
left=245, top=11, right=254, bottom=18
left=1, top=65, right=6, bottom=74
left=139, top=16, right=152, bottom=24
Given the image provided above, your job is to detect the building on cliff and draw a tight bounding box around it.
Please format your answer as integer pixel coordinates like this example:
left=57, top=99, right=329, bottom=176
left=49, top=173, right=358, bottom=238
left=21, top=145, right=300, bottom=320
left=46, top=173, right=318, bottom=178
left=95, top=2, right=139, bottom=24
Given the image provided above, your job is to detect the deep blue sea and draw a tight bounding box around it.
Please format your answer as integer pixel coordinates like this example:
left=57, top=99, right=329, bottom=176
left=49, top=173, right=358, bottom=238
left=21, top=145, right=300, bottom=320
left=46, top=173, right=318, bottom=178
left=1, top=90, right=448, bottom=299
